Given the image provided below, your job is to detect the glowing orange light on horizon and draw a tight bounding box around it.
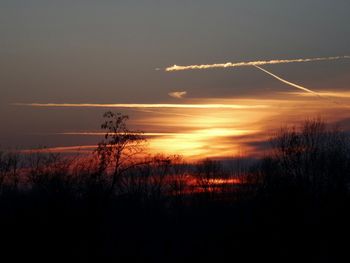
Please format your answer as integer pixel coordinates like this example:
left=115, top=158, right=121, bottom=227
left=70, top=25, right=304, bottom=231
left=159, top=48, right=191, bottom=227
left=18, top=92, right=350, bottom=160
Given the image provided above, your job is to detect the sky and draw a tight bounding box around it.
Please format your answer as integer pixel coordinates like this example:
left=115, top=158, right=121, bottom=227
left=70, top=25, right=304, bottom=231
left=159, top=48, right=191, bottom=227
left=1, top=0, right=350, bottom=159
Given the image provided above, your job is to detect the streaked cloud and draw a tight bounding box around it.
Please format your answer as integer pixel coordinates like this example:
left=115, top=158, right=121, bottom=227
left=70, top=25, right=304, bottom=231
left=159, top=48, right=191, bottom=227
left=57, top=132, right=192, bottom=136
left=58, top=129, right=254, bottom=137
left=25, top=128, right=258, bottom=159
left=21, top=145, right=96, bottom=154
left=168, top=91, right=187, bottom=99
left=13, top=91, right=350, bottom=160
left=286, top=90, right=350, bottom=98
left=165, top=56, right=350, bottom=72
left=13, top=102, right=268, bottom=109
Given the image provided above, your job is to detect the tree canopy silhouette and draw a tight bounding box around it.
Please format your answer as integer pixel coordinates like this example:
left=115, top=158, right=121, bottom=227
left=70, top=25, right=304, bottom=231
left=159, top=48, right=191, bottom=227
left=260, top=119, right=350, bottom=196
left=95, top=111, right=146, bottom=196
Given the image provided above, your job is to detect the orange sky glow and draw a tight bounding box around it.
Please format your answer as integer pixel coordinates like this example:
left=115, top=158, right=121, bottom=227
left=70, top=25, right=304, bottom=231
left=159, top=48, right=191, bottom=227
left=18, top=90, right=350, bottom=160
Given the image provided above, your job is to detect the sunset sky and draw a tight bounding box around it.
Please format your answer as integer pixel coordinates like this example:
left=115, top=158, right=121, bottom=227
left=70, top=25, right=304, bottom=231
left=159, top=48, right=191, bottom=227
left=1, top=0, right=350, bottom=160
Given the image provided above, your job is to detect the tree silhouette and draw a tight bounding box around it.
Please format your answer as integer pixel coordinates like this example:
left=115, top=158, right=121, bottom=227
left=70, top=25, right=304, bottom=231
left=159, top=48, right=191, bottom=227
left=196, top=158, right=223, bottom=194
left=95, top=111, right=147, bottom=196
left=261, top=119, right=350, bottom=196
left=0, top=151, right=20, bottom=193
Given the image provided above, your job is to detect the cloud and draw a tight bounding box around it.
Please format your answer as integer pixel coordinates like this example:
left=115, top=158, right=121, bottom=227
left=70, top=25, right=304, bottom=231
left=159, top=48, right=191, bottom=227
left=13, top=102, right=268, bottom=109
left=20, top=145, right=96, bottom=154
left=16, top=94, right=350, bottom=160
left=168, top=91, right=187, bottom=99
left=57, top=129, right=252, bottom=137
left=165, top=55, right=350, bottom=72
left=284, top=91, right=350, bottom=98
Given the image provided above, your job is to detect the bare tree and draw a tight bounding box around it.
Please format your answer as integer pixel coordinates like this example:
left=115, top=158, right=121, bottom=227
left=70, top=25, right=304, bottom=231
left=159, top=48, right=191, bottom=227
left=195, top=158, right=223, bottom=194
left=26, top=152, right=75, bottom=196
left=0, top=151, right=21, bottom=192
left=262, top=119, right=350, bottom=196
left=95, top=111, right=147, bottom=197
left=169, top=156, right=192, bottom=199
left=148, top=154, right=172, bottom=201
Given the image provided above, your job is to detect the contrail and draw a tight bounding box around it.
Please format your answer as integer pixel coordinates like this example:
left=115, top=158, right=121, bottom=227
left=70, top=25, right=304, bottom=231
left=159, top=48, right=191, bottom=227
left=253, top=65, right=321, bottom=96
left=165, top=55, right=350, bottom=72
left=253, top=65, right=345, bottom=106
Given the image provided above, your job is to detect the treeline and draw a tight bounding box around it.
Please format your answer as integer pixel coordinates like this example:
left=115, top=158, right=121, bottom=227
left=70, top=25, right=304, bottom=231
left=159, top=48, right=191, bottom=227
left=0, top=152, right=251, bottom=204
left=0, top=119, right=349, bottom=203
left=0, top=116, right=349, bottom=262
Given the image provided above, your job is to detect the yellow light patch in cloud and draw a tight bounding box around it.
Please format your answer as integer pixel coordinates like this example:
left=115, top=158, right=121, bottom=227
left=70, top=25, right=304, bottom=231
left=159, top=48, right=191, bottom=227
left=18, top=92, right=350, bottom=160
left=148, top=128, right=254, bottom=159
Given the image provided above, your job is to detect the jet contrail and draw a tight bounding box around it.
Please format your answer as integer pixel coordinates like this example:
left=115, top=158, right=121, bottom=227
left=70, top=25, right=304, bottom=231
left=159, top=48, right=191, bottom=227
left=253, top=65, right=321, bottom=97
left=253, top=65, right=346, bottom=106
left=165, top=55, right=350, bottom=72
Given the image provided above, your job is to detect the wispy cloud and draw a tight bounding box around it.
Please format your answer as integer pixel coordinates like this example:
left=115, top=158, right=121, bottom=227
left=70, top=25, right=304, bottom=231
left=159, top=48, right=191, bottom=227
left=165, top=56, right=350, bottom=72
left=285, top=91, right=350, bottom=98
left=28, top=128, right=257, bottom=159
left=21, top=145, right=96, bottom=154
left=18, top=94, right=350, bottom=159
left=57, top=132, right=184, bottom=136
left=168, top=91, right=187, bottom=99
left=13, top=103, right=268, bottom=109
left=57, top=129, right=253, bottom=137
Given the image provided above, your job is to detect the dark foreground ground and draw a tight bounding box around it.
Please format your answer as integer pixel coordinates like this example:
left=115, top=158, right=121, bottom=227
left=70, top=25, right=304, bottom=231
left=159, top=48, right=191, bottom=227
left=1, top=190, right=349, bottom=263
